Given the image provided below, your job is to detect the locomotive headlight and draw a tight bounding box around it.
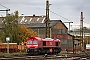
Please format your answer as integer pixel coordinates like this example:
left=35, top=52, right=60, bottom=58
left=26, top=48, right=29, bottom=52
left=28, top=49, right=29, bottom=51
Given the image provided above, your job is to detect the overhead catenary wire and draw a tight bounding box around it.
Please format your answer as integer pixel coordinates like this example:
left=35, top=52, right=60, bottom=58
left=50, top=10, right=72, bottom=22
left=50, top=10, right=74, bottom=32
left=0, top=3, right=10, bottom=17
left=50, top=10, right=90, bottom=28
left=0, top=4, right=9, bottom=9
left=83, top=21, right=90, bottom=25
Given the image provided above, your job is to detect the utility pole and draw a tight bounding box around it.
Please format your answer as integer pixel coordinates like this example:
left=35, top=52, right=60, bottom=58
left=73, top=35, right=75, bottom=54
left=46, top=0, right=50, bottom=38
left=64, top=22, right=73, bottom=33
left=80, top=12, right=84, bottom=51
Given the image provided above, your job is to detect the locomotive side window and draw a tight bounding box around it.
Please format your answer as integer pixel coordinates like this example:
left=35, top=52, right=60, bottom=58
left=27, top=40, right=32, bottom=44
left=33, top=40, right=38, bottom=44
left=56, top=42, right=58, bottom=46
left=43, top=41, right=46, bottom=46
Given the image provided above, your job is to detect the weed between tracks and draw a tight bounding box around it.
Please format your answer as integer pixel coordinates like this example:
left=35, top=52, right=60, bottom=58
left=0, top=52, right=27, bottom=57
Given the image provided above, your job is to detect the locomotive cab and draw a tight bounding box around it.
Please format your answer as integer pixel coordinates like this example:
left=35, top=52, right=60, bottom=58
left=26, top=36, right=41, bottom=54
left=27, top=40, right=38, bottom=48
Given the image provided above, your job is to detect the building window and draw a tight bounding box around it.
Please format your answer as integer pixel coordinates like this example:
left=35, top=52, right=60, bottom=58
left=58, top=29, right=62, bottom=34
left=39, top=29, right=45, bottom=34
left=62, top=30, right=67, bottom=34
left=52, top=28, right=62, bottom=34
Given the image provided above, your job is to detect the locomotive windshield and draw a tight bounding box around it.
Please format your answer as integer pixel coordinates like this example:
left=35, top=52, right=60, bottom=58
left=27, top=40, right=38, bottom=44
left=27, top=40, right=32, bottom=44
left=33, top=40, right=38, bottom=44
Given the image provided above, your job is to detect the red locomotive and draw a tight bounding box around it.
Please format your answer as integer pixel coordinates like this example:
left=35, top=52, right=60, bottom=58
left=26, top=36, right=61, bottom=55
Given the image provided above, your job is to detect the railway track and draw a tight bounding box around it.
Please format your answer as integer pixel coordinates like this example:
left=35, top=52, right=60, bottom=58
left=0, top=53, right=90, bottom=60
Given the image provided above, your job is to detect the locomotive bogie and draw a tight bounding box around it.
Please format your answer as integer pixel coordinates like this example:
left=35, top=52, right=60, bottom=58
left=26, top=48, right=39, bottom=55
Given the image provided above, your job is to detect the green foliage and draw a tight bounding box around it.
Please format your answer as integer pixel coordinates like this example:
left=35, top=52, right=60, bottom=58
left=0, top=52, right=27, bottom=57
left=0, top=30, right=5, bottom=42
left=1, top=11, right=18, bottom=43
left=0, top=11, right=37, bottom=44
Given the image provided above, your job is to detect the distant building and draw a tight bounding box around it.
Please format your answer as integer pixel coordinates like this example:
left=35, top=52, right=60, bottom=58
left=0, top=15, right=74, bottom=51
left=70, top=31, right=90, bottom=51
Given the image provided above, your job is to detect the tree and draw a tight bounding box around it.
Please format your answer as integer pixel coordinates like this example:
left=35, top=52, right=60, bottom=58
left=2, top=11, right=18, bottom=43
left=18, top=25, right=37, bottom=43
left=0, top=30, right=5, bottom=42
left=1, top=11, right=37, bottom=44
left=0, top=11, right=37, bottom=43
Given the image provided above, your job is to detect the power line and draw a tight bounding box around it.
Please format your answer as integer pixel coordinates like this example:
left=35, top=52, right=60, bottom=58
left=50, top=10, right=72, bottom=22
left=50, top=10, right=90, bottom=27
left=0, top=4, right=9, bottom=9
left=83, top=21, right=90, bottom=25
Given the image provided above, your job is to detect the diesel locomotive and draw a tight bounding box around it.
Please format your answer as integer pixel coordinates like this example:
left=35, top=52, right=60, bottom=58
left=26, top=36, right=61, bottom=55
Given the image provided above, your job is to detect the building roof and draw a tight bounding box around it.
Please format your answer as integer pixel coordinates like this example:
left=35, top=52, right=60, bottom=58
left=51, top=20, right=68, bottom=29
left=21, top=22, right=56, bottom=28
left=22, top=20, right=68, bottom=29
left=18, top=15, right=46, bottom=24
left=0, top=15, right=46, bottom=24
left=0, top=15, right=68, bottom=29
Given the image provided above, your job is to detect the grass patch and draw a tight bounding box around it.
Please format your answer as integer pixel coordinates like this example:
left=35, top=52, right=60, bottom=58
left=0, top=52, right=27, bottom=57
left=0, top=52, right=13, bottom=57
left=59, top=51, right=67, bottom=54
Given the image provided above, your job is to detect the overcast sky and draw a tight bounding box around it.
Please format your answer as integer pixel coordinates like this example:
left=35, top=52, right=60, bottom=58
left=0, top=0, right=90, bottom=29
